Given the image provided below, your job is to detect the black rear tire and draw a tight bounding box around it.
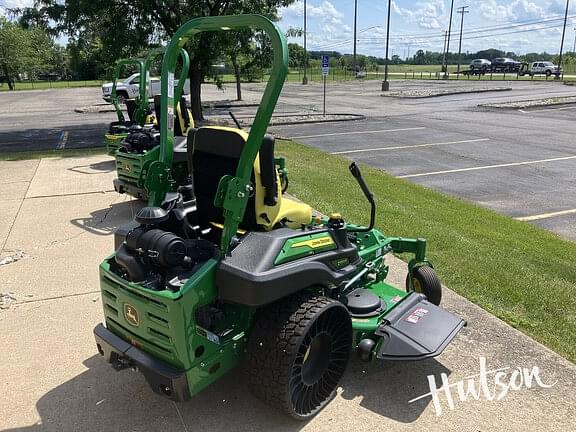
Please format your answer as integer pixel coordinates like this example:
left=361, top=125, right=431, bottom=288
left=406, top=266, right=442, bottom=306
left=246, top=293, right=352, bottom=420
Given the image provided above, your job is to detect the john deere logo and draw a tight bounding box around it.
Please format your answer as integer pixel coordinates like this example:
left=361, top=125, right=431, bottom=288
left=124, top=164, right=131, bottom=172
left=124, top=303, right=139, bottom=327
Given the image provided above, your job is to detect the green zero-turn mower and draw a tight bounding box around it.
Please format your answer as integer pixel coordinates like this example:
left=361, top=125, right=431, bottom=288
left=112, top=47, right=195, bottom=200
left=104, top=58, right=152, bottom=155
left=94, top=14, right=465, bottom=420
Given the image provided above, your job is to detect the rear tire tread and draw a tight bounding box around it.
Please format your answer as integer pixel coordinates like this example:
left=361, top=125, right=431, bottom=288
left=246, top=292, right=351, bottom=419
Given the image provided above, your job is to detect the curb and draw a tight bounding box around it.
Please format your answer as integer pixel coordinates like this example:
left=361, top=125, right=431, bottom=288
left=478, top=100, right=576, bottom=110
left=381, top=87, right=512, bottom=99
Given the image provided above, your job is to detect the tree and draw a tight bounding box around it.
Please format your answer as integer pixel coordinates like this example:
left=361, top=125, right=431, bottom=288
left=0, top=18, right=54, bottom=89
left=288, top=43, right=306, bottom=69
left=22, top=0, right=296, bottom=122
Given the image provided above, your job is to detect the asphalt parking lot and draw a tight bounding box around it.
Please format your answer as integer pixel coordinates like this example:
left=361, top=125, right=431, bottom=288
left=266, top=81, right=576, bottom=241
left=2, top=80, right=576, bottom=240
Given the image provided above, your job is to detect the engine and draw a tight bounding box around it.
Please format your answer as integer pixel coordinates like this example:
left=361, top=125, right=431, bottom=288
left=120, top=125, right=159, bottom=153
left=112, top=190, right=215, bottom=292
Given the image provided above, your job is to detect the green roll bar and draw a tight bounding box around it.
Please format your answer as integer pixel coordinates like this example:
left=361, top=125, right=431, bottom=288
left=151, top=14, right=288, bottom=254
left=144, top=47, right=191, bottom=109
left=110, top=58, right=147, bottom=124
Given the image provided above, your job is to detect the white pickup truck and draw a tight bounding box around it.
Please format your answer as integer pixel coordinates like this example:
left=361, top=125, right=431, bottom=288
left=101, top=73, right=190, bottom=102
left=519, top=61, right=561, bottom=77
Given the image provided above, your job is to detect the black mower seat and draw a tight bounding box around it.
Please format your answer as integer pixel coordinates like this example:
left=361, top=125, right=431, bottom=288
left=153, top=95, right=193, bottom=137
left=187, top=127, right=312, bottom=232
left=173, top=130, right=196, bottom=163
left=125, top=99, right=138, bottom=122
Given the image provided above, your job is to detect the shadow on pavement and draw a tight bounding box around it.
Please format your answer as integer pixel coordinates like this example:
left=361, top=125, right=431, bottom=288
left=70, top=199, right=144, bottom=236
left=5, top=353, right=447, bottom=431
left=68, top=160, right=115, bottom=175
left=0, top=123, right=109, bottom=152
left=340, top=356, right=449, bottom=422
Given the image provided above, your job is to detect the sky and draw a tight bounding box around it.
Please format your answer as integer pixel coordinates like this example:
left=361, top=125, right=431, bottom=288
left=2, top=1, right=575, bottom=57
left=277, top=1, right=576, bottom=58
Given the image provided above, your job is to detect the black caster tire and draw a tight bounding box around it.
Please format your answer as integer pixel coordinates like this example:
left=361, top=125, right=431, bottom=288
left=246, top=293, right=352, bottom=420
left=280, top=175, right=289, bottom=194
left=406, top=266, right=442, bottom=306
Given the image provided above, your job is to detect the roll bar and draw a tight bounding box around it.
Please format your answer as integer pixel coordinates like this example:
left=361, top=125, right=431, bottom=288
left=150, top=15, right=288, bottom=253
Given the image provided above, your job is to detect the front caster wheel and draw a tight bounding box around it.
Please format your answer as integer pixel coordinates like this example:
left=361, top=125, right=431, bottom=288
left=406, top=266, right=442, bottom=306
left=246, top=293, right=352, bottom=420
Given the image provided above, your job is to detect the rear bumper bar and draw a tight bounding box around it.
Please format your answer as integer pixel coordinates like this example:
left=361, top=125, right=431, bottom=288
left=113, top=178, right=148, bottom=200
left=94, top=323, right=190, bottom=401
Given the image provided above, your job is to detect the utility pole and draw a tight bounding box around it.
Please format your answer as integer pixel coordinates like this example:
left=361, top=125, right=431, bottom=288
left=382, top=0, right=392, bottom=91
left=558, top=0, right=570, bottom=79
left=456, top=6, right=469, bottom=79
left=443, top=0, right=455, bottom=78
left=573, top=26, right=576, bottom=53
left=302, top=0, right=308, bottom=84
left=353, top=0, right=358, bottom=74
left=441, top=30, right=448, bottom=75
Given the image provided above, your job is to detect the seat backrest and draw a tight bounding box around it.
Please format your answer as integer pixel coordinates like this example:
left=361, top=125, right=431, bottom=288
left=187, top=127, right=257, bottom=230
left=125, top=99, right=137, bottom=122
left=153, top=95, right=191, bottom=137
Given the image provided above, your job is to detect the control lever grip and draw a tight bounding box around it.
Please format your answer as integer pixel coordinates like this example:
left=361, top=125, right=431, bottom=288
left=349, top=162, right=374, bottom=202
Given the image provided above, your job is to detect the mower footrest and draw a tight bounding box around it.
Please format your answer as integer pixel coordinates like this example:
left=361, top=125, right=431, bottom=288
left=94, top=324, right=190, bottom=401
left=375, top=293, right=465, bottom=361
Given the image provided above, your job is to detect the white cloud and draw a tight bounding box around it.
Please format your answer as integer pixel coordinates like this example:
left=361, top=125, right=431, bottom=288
left=392, top=0, right=445, bottom=30
left=280, top=1, right=352, bottom=50
left=0, top=0, right=33, bottom=17
left=480, top=0, right=547, bottom=22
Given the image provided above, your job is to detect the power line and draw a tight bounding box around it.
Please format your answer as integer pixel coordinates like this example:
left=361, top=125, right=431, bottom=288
left=314, top=14, right=576, bottom=50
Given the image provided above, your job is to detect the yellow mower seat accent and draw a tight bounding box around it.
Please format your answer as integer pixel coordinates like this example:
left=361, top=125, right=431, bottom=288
left=188, top=126, right=311, bottom=232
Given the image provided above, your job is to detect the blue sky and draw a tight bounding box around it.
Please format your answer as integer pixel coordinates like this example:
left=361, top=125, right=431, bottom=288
left=277, top=1, right=576, bottom=57
left=2, top=1, right=575, bottom=57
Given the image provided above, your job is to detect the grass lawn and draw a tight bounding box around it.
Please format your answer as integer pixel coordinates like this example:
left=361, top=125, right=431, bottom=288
left=276, top=138, right=576, bottom=363
left=0, top=80, right=103, bottom=91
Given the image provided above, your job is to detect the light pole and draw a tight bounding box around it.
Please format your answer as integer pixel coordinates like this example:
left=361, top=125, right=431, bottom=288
left=443, top=0, right=455, bottom=78
left=353, top=0, right=358, bottom=74
left=573, top=26, right=576, bottom=53
left=557, top=0, right=570, bottom=79
left=302, top=0, right=308, bottom=84
left=456, top=6, right=469, bottom=79
left=382, top=0, right=392, bottom=91
left=441, top=30, right=448, bottom=74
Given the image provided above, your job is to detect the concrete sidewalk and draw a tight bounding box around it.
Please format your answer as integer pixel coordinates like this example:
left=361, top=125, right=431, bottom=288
left=0, top=155, right=574, bottom=432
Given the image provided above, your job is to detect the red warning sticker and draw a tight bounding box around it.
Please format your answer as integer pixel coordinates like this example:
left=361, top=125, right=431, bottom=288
left=405, top=307, right=429, bottom=324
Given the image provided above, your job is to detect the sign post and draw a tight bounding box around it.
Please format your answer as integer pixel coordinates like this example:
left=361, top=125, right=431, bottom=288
left=321, top=55, right=329, bottom=117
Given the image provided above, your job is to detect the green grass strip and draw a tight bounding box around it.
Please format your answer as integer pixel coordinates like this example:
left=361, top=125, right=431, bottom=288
left=277, top=139, right=576, bottom=363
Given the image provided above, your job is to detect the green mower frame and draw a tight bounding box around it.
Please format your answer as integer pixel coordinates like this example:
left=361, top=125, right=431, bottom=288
left=94, top=14, right=465, bottom=420
left=104, top=58, right=150, bottom=155
left=112, top=47, right=193, bottom=200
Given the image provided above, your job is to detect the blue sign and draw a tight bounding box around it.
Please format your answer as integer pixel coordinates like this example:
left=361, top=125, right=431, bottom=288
left=321, top=55, right=329, bottom=76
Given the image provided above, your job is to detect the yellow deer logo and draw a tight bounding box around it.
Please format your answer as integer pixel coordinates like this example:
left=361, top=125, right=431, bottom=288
left=124, top=304, right=139, bottom=326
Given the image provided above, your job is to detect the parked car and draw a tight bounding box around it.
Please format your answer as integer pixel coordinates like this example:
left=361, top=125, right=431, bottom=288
left=491, top=58, right=521, bottom=73
left=101, top=73, right=190, bottom=103
left=519, top=61, right=561, bottom=77
left=469, top=58, right=491, bottom=72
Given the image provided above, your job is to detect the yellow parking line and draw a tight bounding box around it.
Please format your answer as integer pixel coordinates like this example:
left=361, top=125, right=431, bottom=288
left=516, top=208, right=576, bottom=222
